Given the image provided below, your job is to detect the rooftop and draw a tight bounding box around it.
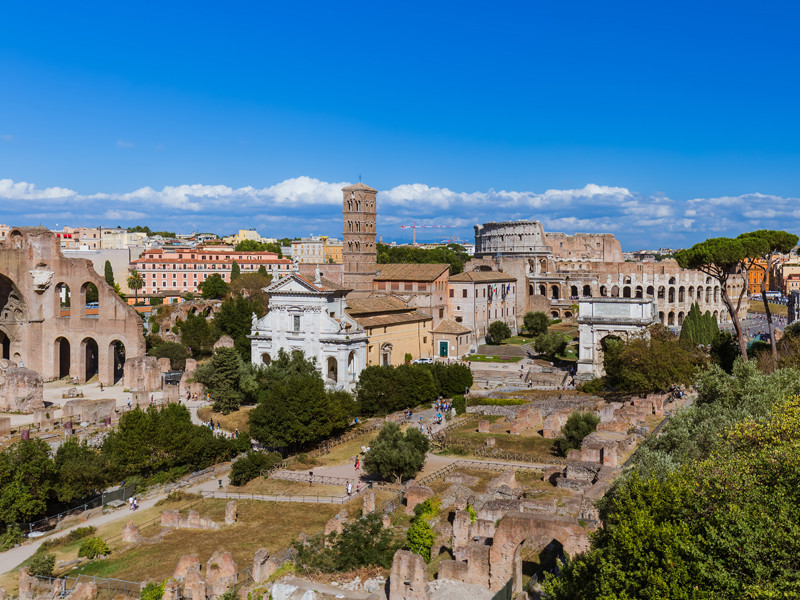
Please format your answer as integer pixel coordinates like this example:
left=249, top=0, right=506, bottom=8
left=374, top=263, right=450, bottom=282
left=346, top=296, right=410, bottom=314
left=432, top=319, right=471, bottom=335
left=448, top=270, right=516, bottom=283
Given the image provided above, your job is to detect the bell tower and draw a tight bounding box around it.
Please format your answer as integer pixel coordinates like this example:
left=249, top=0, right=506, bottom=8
left=342, top=182, right=378, bottom=293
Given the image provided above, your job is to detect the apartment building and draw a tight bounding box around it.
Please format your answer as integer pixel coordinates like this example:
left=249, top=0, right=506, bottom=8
left=131, top=247, right=295, bottom=294
left=292, top=236, right=344, bottom=264
left=447, top=271, right=517, bottom=349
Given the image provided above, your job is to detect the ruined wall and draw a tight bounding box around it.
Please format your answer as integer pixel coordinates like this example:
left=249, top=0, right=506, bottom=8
left=0, top=228, right=145, bottom=385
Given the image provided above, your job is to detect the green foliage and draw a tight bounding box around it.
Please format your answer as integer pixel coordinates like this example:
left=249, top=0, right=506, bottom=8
left=294, top=513, right=400, bottom=572
left=126, top=269, right=144, bottom=301
left=558, top=411, right=600, bottom=456
left=149, top=297, right=163, bottom=306
left=140, top=581, right=165, bottom=600
left=230, top=260, right=241, bottom=282
left=0, top=526, right=23, bottom=551
left=53, top=439, right=107, bottom=503
left=127, top=225, right=176, bottom=238
left=177, top=312, right=218, bottom=359
left=248, top=350, right=354, bottom=452
left=679, top=302, right=719, bottom=345
left=452, top=394, right=466, bottom=414
left=523, top=311, right=550, bottom=336
left=488, top=320, right=511, bottom=344
left=104, top=260, right=114, bottom=287
left=363, top=422, right=430, bottom=483
left=533, top=332, right=568, bottom=359
left=230, top=451, right=282, bottom=486
left=84, top=282, right=98, bottom=303
left=423, top=362, right=473, bottom=397
left=257, top=265, right=268, bottom=277
left=78, top=536, right=110, bottom=559
left=377, top=242, right=470, bottom=275
left=467, top=397, right=526, bottom=406
left=193, top=347, right=243, bottom=414
left=467, top=504, right=477, bottom=523
left=603, top=325, right=705, bottom=393
left=356, top=365, right=437, bottom=416
left=405, top=496, right=441, bottom=562
left=0, top=438, right=56, bottom=525
left=404, top=352, right=412, bottom=364
left=147, top=341, right=188, bottom=371
left=710, top=331, right=739, bottom=373
left=199, top=273, right=228, bottom=299
left=235, top=239, right=283, bottom=257
left=214, top=295, right=266, bottom=361
left=577, top=377, right=605, bottom=394
left=28, top=552, right=56, bottom=577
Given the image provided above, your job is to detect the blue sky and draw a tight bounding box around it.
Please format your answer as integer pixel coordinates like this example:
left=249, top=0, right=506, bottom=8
left=1, top=1, right=799, bottom=249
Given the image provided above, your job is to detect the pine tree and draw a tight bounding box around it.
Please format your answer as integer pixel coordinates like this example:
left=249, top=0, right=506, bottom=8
left=104, top=260, right=114, bottom=287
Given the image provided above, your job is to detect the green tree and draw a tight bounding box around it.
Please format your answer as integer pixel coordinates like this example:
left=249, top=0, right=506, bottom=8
left=679, top=302, right=719, bottom=346
left=104, top=260, right=114, bottom=287
left=603, top=326, right=705, bottom=393
left=533, top=332, right=567, bottom=359
left=53, top=439, right=107, bottom=503
left=230, top=260, right=241, bottom=282
left=147, top=341, right=188, bottom=370
left=0, top=438, right=56, bottom=524
left=376, top=243, right=470, bottom=274
left=488, top=320, right=511, bottom=344
left=675, top=236, right=768, bottom=360
left=177, top=312, right=218, bottom=359
left=28, top=552, right=56, bottom=577
left=198, top=273, right=228, bottom=299
left=139, top=581, right=165, bottom=600
left=363, top=422, right=429, bottom=483
left=523, top=311, right=550, bottom=336
left=738, top=230, right=799, bottom=361
left=195, top=347, right=243, bottom=414
left=214, top=295, right=266, bottom=360
left=248, top=350, right=354, bottom=452
left=257, top=265, right=268, bottom=277
left=558, top=411, right=600, bottom=455
left=405, top=497, right=441, bottom=562
left=355, top=365, right=438, bottom=416
left=229, top=451, right=282, bottom=486
left=425, top=362, right=473, bottom=397
left=126, top=269, right=144, bottom=304
left=78, top=537, right=110, bottom=558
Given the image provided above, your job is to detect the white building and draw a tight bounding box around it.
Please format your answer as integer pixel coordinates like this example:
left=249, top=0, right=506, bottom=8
left=249, top=270, right=367, bottom=392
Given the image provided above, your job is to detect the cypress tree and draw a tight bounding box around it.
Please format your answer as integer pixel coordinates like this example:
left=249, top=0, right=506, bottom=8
left=230, top=260, right=241, bottom=282
left=104, top=260, right=114, bottom=287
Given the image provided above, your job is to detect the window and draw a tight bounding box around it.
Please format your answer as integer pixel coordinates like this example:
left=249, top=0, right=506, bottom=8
left=438, top=308, right=444, bottom=318
left=462, top=289, right=467, bottom=298
left=449, top=289, right=454, bottom=298
left=293, top=315, right=300, bottom=332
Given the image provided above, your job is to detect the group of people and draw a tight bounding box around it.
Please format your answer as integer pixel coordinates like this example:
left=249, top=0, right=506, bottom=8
left=433, top=398, right=453, bottom=413
left=345, top=480, right=361, bottom=496
left=128, top=496, right=139, bottom=511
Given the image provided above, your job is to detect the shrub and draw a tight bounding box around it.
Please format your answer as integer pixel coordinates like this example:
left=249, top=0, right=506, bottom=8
left=452, top=395, right=466, bottom=415
left=140, top=581, right=165, bottom=600
left=0, top=526, right=23, bottom=551
left=467, top=398, right=527, bottom=407
left=534, top=332, right=568, bottom=359
left=406, top=496, right=441, bottom=562
left=363, top=422, right=430, bottom=483
left=523, top=311, right=550, bottom=336
left=78, top=536, right=111, bottom=559
left=230, top=451, right=283, bottom=486
left=558, top=411, right=600, bottom=456
left=488, top=321, right=511, bottom=344
left=578, top=377, right=606, bottom=394
left=155, top=491, right=202, bottom=506
left=65, top=526, right=96, bottom=543
left=28, top=552, right=56, bottom=577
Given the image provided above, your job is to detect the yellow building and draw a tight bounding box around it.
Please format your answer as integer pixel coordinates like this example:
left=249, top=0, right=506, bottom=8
left=323, top=237, right=343, bottom=264
left=223, top=229, right=273, bottom=246
left=346, top=296, right=433, bottom=366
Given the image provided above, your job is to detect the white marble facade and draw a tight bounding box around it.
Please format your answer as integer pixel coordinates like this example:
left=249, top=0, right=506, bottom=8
left=249, top=270, right=367, bottom=392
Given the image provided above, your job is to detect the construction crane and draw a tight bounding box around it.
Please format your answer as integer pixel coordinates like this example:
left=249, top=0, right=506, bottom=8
left=400, top=221, right=455, bottom=245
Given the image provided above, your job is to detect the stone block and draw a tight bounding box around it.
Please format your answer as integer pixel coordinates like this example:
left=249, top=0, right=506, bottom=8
left=69, top=581, right=99, bottom=600
left=0, top=363, right=44, bottom=413
left=124, top=356, right=162, bottom=392
left=437, top=560, right=469, bottom=583
left=362, top=491, right=375, bottom=516
left=596, top=420, right=627, bottom=433
left=173, top=555, right=201, bottom=580
left=601, top=445, right=618, bottom=466
left=477, top=420, right=490, bottom=433
left=485, top=437, right=496, bottom=448
left=404, top=485, right=434, bottom=515
left=205, top=551, right=237, bottom=598
left=161, top=510, right=180, bottom=528
left=163, top=385, right=180, bottom=404
left=122, top=521, right=142, bottom=543
left=0, top=416, right=10, bottom=437
left=33, top=408, right=54, bottom=429
left=389, top=550, right=429, bottom=600
left=324, top=509, right=348, bottom=538
left=213, top=335, right=235, bottom=349
left=465, top=544, right=491, bottom=587
left=486, top=469, right=522, bottom=498
left=163, top=579, right=180, bottom=600
left=252, top=548, right=277, bottom=584
left=18, top=568, right=34, bottom=600
left=183, top=571, right=206, bottom=600
left=382, top=514, right=393, bottom=528
left=225, top=501, right=237, bottom=525
left=157, top=358, right=171, bottom=373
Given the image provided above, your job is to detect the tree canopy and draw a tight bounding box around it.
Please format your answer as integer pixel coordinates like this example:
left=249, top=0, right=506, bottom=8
left=363, top=421, right=429, bottom=483
left=488, top=320, right=511, bottom=344
left=523, top=311, right=550, bottom=336
left=376, top=243, right=471, bottom=275
left=198, top=273, right=228, bottom=299
left=679, top=302, right=719, bottom=346
left=234, top=239, right=283, bottom=257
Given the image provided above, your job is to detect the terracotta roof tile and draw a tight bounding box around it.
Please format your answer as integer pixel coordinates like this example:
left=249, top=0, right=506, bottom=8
left=448, top=271, right=516, bottom=283
left=432, top=319, right=471, bottom=334
left=374, top=263, right=450, bottom=282
left=346, top=296, right=410, bottom=314
left=350, top=310, right=432, bottom=328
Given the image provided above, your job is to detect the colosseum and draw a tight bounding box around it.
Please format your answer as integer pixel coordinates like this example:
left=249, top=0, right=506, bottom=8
left=472, top=220, right=744, bottom=326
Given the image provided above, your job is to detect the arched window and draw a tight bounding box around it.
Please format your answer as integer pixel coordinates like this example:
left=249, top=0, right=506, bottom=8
left=583, top=284, right=591, bottom=297
left=623, top=286, right=631, bottom=298
left=551, top=285, right=559, bottom=300
left=668, top=287, right=675, bottom=303
left=646, top=285, right=654, bottom=296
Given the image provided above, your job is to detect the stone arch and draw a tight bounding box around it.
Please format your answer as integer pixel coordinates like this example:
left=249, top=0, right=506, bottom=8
left=624, top=276, right=632, bottom=285
left=678, top=311, right=685, bottom=326
left=489, top=512, right=590, bottom=591
left=582, top=284, right=591, bottom=297
left=81, top=282, right=99, bottom=318
left=80, top=337, right=99, bottom=382
left=55, top=282, right=71, bottom=317
left=713, top=310, right=719, bottom=320
left=679, top=286, right=685, bottom=302
left=659, top=311, right=665, bottom=325
left=634, top=286, right=643, bottom=299
left=347, top=350, right=356, bottom=381
left=0, top=329, right=9, bottom=360
left=668, top=287, right=675, bottom=303
left=669, top=277, right=676, bottom=285
left=714, top=286, right=719, bottom=302
left=668, top=311, right=675, bottom=326
left=550, top=310, right=559, bottom=318
left=550, top=285, right=559, bottom=300
left=646, top=285, right=654, bottom=297
left=688, top=286, right=694, bottom=299
left=705, top=288, right=711, bottom=303
left=538, top=284, right=546, bottom=296
left=108, top=340, right=126, bottom=384
left=54, top=337, right=71, bottom=379
left=696, top=286, right=703, bottom=303
left=599, top=285, right=607, bottom=297
left=539, top=259, right=547, bottom=273
left=610, top=285, right=619, bottom=298
left=261, top=352, right=271, bottom=366
left=622, top=286, right=631, bottom=298
left=327, top=356, right=338, bottom=383
left=657, top=285, right=665, bottom=299
left=564, top=311, right=573, bottom=318
left=528, top=284, right=534, bottom=296
left=570, top=285, right=578, bottom=298
left=0, top=274, right=27, bottom=360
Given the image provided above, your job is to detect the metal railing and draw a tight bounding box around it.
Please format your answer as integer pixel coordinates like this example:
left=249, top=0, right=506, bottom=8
left=199, top=489, right=361, bottom=505
left=17, top=496, right=103, bottom=535
left=33, top=574, right=141, bottom=597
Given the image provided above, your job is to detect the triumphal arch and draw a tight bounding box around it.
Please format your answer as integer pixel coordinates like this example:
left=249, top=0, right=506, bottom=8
left=0, top=227, right=145, bottom=385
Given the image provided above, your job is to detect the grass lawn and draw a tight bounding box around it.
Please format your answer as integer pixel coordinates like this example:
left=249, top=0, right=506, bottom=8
left=748, top=300, right=789, bottom=317
left=197, top=405, right=255, bottom=433
left=233, top=477, right=344, bottom=497
left=502, top=336, right=534, bottom=345
left=444, top=415, right=559, bottom=461
left=285, top=429, right=381, bottom=471
left=70, top=498, right=362, bottom=583
left=467, top=355, right=524, bottom=363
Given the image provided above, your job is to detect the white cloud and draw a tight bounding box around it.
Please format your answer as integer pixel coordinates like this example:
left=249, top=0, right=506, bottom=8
left=0, top=179, right=76, bottom=200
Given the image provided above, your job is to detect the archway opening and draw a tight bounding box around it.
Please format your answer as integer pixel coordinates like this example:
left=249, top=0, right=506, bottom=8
left=82, top=337, right=99, bottom=381
left=550, top=310, right=559, bottom=318
left=109, top=340, right=125, bottom=384
left=513, top=538, right=565, bottom=597
left=0, top=330, right=9, bottom=360
left=381, top=343, right=392, bottom=366
left=261, top=353, right=271, bottom=366
left=570, top=285, right=578, bottom=298
left=347, top=351, right=356, bottom=381
left=659, top=311, right=665, bottom=325
left=646, top=285, right=654, bottom=296
left=56, top=283, right=71, bottom=316
left=678, top=311, right=685, bottom=326
left=668, top=287, right=675, bottom=303
left=679, top=286, right=686, bottom=302
left=611, top=285, right=619, bottom=298
left=327, top=357, right=338, bottom=383
left=600, top=286, right=607, bottom=297
left=622, top=286, right=631, bottom=298
left=82, top=282, right=99, bottom=318
left=635, top=286, right=643, bottom=299
left=551, top=285, right=559, bottom=300
left=583, top=285, right=591, bottom=297
left=55, top=337, right=70, bottom=379
left=668, top=311, right=676, bottom=326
